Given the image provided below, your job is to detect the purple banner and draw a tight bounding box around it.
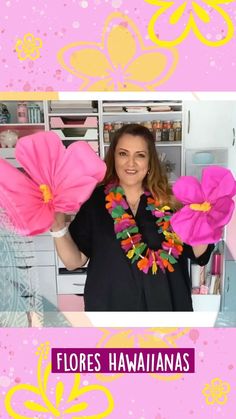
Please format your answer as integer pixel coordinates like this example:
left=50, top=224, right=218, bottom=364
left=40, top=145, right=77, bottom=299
left=51, top=348, right=195, bottom=374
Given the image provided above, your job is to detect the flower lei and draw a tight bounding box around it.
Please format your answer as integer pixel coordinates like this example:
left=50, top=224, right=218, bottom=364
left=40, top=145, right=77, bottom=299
left=105, top=184, right=183, bottom=275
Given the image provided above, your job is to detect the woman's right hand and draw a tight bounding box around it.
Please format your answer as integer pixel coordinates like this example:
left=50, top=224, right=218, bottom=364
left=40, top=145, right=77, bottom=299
left=51, top=212, right=66, bottom=232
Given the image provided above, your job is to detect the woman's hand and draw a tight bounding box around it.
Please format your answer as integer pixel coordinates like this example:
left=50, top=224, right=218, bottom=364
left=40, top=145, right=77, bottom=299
left=51, top=212, right=66, bottom=232
left=192, top=244, right=208, bottom=258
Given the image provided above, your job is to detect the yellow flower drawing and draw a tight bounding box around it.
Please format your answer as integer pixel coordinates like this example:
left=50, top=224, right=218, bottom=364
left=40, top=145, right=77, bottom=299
left=5, top=342, right=114, bottom=419
left=146, top=0, right=235, bottom=47
left=95, top=327, right=189, bottom=382
left=15, top=33, right=43, bottom=61
left=202, top=377, right=231, bottom=405
left=57, top=12, right=178, bottom=91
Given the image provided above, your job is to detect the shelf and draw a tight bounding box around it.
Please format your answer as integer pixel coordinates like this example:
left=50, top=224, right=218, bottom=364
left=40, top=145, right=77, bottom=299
left=103, top=111, right=182, bottom=116
left=103, top=141, right=182, bottom=147
left=0, top=123, right=45, bottom=127
left=188, top=163, right=226, bottom=166
left=48, top=112, right=98, bottom=117
left=102, top=101, right=182, bottom=107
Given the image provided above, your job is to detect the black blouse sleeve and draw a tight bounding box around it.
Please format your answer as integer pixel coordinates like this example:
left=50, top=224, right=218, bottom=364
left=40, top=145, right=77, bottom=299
left=182, top=243, right=215, bottom=266
left=68, top=201, right=92, bottom=258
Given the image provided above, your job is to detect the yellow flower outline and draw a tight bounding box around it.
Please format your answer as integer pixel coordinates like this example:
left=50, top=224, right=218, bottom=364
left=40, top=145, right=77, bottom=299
left=202, top=377, right=231, bottom=405
left=95, top=328, right=190, bottom=382
left=146, top=0, right=235, bottom=47
left=57, top=12, right=179, bottom=91
left=15, top=33, right=43, bottom=61
left=5, top=342, right=114, bottom=419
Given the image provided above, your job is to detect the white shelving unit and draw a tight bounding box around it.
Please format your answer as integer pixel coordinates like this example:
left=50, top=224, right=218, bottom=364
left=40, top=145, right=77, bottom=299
left=1, top=98, right=235, bottom=313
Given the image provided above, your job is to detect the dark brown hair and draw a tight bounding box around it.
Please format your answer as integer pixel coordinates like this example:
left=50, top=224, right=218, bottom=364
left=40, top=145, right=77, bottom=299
left=102, top=124, right=178, bottom=208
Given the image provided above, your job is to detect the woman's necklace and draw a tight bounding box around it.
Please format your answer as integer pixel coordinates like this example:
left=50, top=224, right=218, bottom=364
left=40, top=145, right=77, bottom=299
left=126, top=196, right=140, bottom=215
left=105, top=183, right=183, bottom=275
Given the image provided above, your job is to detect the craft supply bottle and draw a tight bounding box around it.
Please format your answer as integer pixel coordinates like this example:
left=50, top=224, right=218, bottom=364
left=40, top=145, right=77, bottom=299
left=211, top=249, right=222, bottom=275
left=17, top=102, right=28, bottom=123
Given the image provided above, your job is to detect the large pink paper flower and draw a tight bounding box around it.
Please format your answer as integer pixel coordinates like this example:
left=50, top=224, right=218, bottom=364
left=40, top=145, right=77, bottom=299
left=170, top=166, right=236, bottom=245
left=0, top=132, right=106, bottom=236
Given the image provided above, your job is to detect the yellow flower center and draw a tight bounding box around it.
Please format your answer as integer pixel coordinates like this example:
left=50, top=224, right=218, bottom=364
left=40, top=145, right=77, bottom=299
left=190, top=201, right=211, bottom=212
left=39, top=184, right=53, bottom=203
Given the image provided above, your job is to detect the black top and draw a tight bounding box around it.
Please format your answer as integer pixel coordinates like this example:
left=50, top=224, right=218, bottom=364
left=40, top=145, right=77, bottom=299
left=69, top=185, right=214, bottom=311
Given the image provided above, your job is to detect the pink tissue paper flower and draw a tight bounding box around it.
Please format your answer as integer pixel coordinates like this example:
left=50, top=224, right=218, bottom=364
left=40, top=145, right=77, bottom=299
left=0, top=131, right=106, bottom=235
left=170, top=166, right=236, bottom=245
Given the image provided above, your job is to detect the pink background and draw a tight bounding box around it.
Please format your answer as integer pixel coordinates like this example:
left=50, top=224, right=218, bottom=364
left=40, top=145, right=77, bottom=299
left=0, top=0, right=236, bottom=91
left=0, top=328, right=236, bottom=418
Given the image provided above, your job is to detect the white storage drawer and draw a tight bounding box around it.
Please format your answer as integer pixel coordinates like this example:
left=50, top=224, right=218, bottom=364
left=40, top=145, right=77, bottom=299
left=0, top=148, right=15, bottom=158
left=10, top=236, right=54, bottom=252
left=192, top=295, right=221, bottom=312
left=50, top=116, right=97, bottom=128
left=57, top=273, right=86, bottom=295
left=33, top=235, right=54, bottom=251
left=52, top=128, right=98, bottom=140
left=0, top=251, right=55, bottom=267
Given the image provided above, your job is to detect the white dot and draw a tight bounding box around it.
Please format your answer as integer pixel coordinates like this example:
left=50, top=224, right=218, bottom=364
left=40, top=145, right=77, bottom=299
left=112, top=0, right=122, bottom=7
left=72, top=21, right=80, bottom=29
left=80, top=1, right=88, bottom=7
left=83, top=380, right=89, bottom=385
left=206, top=33, right=212, bottom=39
left=0, top=376, right=11, bottom=387
left=216, top=34, right=222, bottom=40
left=210, top=60, right=216, bottom=67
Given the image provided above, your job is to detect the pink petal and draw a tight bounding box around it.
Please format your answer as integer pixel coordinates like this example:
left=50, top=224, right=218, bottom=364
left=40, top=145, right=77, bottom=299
left=172, top=176, right=204, bottom=204
left=15, top=131, right=65, bottom=186
left=201, top=166, right=236, bottom=202
left=208, top=197, right=235, bottom=228
left=0, top=159, right=54, bottom=235
left=53, top=141, right=106, bottom=212
left=170, top=206, right=220, bottom=245
left=16, top=133, right=106, bottom=214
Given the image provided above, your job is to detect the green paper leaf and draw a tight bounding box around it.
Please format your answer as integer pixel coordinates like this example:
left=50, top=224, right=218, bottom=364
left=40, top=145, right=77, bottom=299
left=168, top=254, right=177, bottom=264
left=128, top=226, right=139, bottom=234
left=111, top=205, right=125, bottom=218
left=134, top=243, right=147, bottom=256
left=160, top=251, right=169, bottom=260
left=115, top=186, right=124, bottom=194
left=117, top=231, right=126, bottom=239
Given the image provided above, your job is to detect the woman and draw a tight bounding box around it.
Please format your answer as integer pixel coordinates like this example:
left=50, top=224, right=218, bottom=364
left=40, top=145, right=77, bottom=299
left=51, top=124, right=214, bottom=311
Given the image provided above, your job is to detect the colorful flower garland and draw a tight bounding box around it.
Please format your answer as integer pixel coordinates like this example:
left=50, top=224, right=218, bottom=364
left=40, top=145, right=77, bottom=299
left=105, top=184, right=183, bottom=275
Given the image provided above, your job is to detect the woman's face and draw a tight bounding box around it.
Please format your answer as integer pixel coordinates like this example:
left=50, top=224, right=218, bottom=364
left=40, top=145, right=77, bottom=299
left=114, top=134, right=149, bottom=190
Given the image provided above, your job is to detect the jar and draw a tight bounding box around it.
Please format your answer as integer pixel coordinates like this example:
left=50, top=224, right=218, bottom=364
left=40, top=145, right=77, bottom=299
left=175, top=127, right=182, bottom=142
left=109, top=123, right=115, bottom=142
left=152, top=120, right=158, bottom=131
left=0, top=103, right=10, bottom=124
left=143, top=121, right=152, bottom=130
left=17, top=102, right=28, bottom=123
left=103, top=123, right=110, bottom=143
left=169, top=128, right=175, bottom=141
left=114, top=122, right=123, bottom=130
